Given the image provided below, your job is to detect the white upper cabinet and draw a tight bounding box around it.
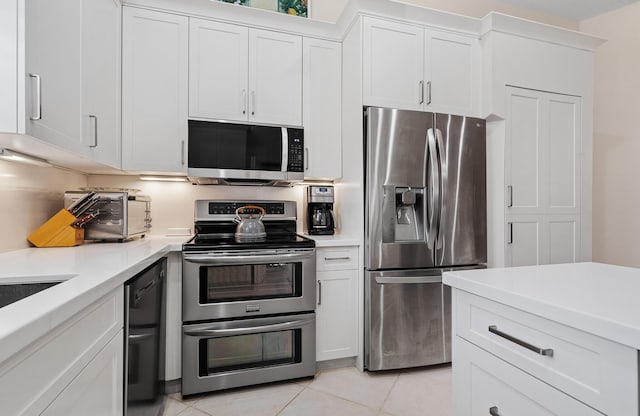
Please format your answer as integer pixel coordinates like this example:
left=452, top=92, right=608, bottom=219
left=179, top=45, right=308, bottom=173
left=189, top=20, right=302, bottom=126
left=362, top=17, right=479, bottom=116
left=25, top=0, right=121, bottom=167
left=249, top=29, right=302, bottom=126
left=189, top=19, right=249, bottom=121
left=363, top=17, right=424, bottom=111
left=303, top=38, right=342, bottom=180
left=0, top=0, right=21, bottom=133
left=122, top=7, right=188, bottom=173
left=425, top=30, right=478, bottom=116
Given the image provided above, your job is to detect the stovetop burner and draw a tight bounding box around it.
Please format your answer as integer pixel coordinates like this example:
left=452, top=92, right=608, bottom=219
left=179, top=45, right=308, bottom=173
left=183, top=200, right=315, bottom=252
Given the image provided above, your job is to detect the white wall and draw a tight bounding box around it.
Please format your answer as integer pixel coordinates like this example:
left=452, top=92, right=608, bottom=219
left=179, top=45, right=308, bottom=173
left=580, top=3, right=640, bottom=268
left=312, top=0, right=578, bottom=29
left=0, top=160, right=87, bottom=252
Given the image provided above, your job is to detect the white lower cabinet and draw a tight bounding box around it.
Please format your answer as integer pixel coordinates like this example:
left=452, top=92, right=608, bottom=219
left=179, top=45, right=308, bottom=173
left=315, top=246, right=358, bottom=361
left=41, top=330, right=123, bottom=416
left=0, top=289, right=123, bottom=415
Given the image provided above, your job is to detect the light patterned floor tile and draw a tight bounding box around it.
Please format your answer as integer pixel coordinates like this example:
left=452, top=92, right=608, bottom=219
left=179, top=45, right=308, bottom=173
left=382, top=365, right=452, bottom=416
left=176, top=407, right=211, bottom=416
left=307, top=367, right=399, bottom=410
left=278, top=388, right=377, bottom=416
left=162, top=397, right=189, bottom=416
left=191, top=382, right=303, bottom=416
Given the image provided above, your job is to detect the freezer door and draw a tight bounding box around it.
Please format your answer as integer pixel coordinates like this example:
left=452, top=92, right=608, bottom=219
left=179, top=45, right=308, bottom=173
left=365, top=269, right=448, bottom=371
left=365, top=107, right=436, bottom=270
left=434, top=113, right=487, bottom=267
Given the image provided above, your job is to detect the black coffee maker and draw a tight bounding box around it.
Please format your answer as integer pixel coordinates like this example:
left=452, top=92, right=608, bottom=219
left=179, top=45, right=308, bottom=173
left=305, top=186, right=336, bottom=235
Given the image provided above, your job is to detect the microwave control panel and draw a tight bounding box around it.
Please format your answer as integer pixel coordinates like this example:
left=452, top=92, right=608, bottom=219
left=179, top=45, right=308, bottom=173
left=287, top=129, right=304, bottom=172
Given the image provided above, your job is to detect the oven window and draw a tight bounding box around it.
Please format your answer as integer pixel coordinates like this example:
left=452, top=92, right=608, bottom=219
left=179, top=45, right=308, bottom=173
left=199, top=263, right=302, bottom=303
left=199, top=329, right=302, bottom=375
left=188, top=121, right=283, bottom=171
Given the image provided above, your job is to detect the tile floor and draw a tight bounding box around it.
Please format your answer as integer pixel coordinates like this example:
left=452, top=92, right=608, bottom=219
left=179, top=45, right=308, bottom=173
left=163, top=364, right=452, bottom=416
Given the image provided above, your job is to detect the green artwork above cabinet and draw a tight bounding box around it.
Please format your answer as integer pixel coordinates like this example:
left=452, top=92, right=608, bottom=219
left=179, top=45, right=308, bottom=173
left=218, top=0, right=308, bottom=17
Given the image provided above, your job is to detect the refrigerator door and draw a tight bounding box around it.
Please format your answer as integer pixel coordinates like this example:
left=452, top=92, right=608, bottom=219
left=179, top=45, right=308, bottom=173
left=434, top=113, right=487, bottom=267
left=365, top=107, right=436, bottom=270
left=365, top=269, right=447, bottom=370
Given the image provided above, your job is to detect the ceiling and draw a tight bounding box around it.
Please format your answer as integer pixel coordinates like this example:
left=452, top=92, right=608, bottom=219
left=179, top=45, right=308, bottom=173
left=499, top=0, right=640, bottom=20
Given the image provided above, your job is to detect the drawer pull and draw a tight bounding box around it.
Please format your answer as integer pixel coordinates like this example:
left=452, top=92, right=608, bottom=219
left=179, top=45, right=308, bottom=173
left=488, top=325, right=554, bottom=357
left=489, top=406, right=500, bottom=416
left=324, top=257, right=350, bottom=261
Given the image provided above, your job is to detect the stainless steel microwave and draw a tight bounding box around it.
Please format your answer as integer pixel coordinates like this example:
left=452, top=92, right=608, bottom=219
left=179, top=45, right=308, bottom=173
left=187, top=120, right=304, bottom=185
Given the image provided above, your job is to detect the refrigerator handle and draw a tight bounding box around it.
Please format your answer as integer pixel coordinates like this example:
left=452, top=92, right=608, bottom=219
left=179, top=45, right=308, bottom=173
left=427, top=128, right=439, bottom=250
left=434, top=128, right=445, bottom=250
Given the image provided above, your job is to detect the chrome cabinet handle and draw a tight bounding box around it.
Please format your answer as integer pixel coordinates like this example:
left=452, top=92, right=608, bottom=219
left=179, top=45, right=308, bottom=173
left=419, top=80, right=424, bottom=104
left=489, top=406, right=500, bottom=416
left=29, top=73, right=42, bottom=120
left=488, top=325, right=554, bottom=357
left=426, top=81, right=432, bottom=105
left=242, top=89, right=247, bottom=115
left=507, top=222, right=513, bottom=245
left=507, top=185, right=513, bottom=207
left=304, top=147, right=309, bottom=171
left=89, top=115, right=98, bottom=148
left=317, top=280, right=322, bottom=305
left=251, top=91, right=256, bottom=116
left=181, top=140, right=185, bottom=166
left=324, top=256, right=350, bottom=261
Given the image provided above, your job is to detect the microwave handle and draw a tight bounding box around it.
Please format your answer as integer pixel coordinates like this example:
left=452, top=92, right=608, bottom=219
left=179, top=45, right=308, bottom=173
left=184, top=318, right=314, bottom=338
left=281, top=127, right=288, bottom=172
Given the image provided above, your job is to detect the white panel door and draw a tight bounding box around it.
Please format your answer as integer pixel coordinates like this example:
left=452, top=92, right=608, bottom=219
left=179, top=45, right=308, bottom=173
left=248, top=29, right=302, bottom=126
left=546, top=216, right=579, bottom=264
left=82, top=0, right=121, bottom=168
left=41, top=331, right=123, bottom=416
left=546, top=95, right=581, bottom=213
left=189, top=18, right=249, bottom=121
left=303, top=38, right=342, bottom=180
left=25, top=0, right=84, bottom=154
left=316, top=270, right=358, bottom=361
left=122, top=7, right=188, bottom=172
left=506, top=90, right=543, bottom=213
left=362, top=17, right=424, bottom=111
left=0, top=0, right=19, bottom=133
left=506, top=216, right=542, bottom=267
left=425, top=30, right=478, bottom=116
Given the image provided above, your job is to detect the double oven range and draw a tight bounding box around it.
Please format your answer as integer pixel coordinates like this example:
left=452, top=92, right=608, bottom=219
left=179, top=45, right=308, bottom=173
left=181, top=200, right=316, bottom=396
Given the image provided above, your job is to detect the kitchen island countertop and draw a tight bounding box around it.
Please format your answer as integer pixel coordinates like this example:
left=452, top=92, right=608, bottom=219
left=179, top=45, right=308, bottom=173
left=0, top=236, right=188, bottom=364
left=443, top=262, right=640, bottom=349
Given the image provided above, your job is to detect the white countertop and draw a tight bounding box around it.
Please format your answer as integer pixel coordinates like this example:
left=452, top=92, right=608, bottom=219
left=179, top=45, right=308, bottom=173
left=0, top=236, right=188, bottom=364
left=443, top=262, right=640, bottom=349
left=304, top=234, right=361, bottom=247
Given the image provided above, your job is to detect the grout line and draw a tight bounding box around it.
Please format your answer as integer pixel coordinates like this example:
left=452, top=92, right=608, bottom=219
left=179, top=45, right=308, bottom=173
left=377, top=372, right=401, bottom=415
left=274, top=380, right=309, bottom=416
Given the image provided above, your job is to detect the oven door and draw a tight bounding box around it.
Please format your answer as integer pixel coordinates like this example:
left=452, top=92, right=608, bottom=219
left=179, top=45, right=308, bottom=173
left=182, top=313, right=316, bottom=395
left=182, top=249, right=316, bottom=322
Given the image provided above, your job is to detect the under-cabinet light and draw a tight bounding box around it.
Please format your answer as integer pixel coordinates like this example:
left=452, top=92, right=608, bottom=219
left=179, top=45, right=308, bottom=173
left=0, top=148, right=52, bottom=167
left=139, top=175, right=188, bottom=182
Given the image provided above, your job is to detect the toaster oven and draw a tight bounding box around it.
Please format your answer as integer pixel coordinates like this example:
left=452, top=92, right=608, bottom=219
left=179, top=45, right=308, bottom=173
left=64, top=191, right=151, bottom=241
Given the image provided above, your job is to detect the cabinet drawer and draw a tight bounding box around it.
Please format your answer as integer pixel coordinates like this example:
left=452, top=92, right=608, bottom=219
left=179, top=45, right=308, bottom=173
left=316, top=247, right=358, bottom=271
left=453, top=337, right=602, bottom=416
left=455, top=290, right=637, bottom=415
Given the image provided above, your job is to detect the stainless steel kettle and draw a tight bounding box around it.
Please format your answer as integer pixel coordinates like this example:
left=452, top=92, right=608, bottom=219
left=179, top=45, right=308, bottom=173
left=233, top=205, right=266, bottom=242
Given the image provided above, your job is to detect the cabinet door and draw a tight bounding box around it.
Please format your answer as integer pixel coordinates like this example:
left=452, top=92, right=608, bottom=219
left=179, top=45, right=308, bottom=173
left=82, top=0, right=121, bottom=168
left=362, top=17, right=424, bottom=111
left=303, top=38, right=342, bottom=180
left=0, top=0, right=20, bottom=133
left=248, top=29, right=302, bottom=126
left=505, top=216, right=542, bottom=267
left=425, top=30, right=478, bottom=116
left=546, top=215, right=580, bottom=264
left=316, top=270, right=358, bottom=361
left=122, top=7, right=188, bottom=172
left=41, top=331, right=123, bottom=416
left=25, top=0, right=85, bottom=154
left=453, top=337, right=602, bottom=416
left=189, top=18, right=249, bottom=122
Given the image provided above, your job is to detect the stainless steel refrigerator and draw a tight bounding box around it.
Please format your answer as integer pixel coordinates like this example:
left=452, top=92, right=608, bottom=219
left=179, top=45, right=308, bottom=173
left=364, top=106, right=486, bottom=371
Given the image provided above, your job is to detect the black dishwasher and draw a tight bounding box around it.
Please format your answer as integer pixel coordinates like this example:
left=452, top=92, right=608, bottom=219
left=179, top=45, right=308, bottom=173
left=125, top=258, right=166, bottom=416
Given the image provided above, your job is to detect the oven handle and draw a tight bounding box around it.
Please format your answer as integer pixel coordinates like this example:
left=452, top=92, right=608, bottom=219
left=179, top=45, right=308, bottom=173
left=183, top=252, right=314, bottom=265
left=183, top=318, right=314, bottom=338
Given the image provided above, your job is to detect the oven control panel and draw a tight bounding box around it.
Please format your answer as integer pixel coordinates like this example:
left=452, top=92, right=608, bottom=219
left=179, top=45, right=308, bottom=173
left=208, top=202, right=285, bottom=215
